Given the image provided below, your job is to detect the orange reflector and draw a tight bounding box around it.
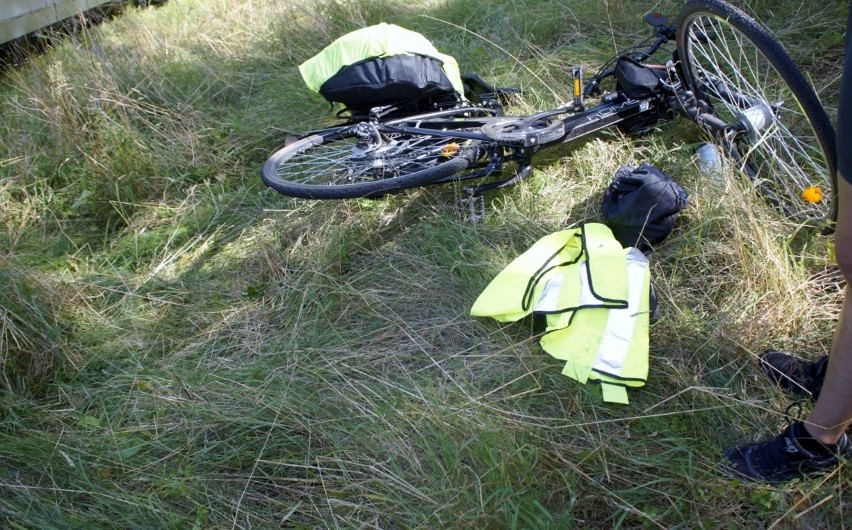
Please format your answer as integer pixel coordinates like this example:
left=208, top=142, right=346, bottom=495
left=802, top=186, right=824, bottom=204
left=442, top=143, right=460, bottom=157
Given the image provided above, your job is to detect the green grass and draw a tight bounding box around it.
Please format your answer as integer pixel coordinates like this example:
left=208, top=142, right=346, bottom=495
left=1, top=0, right=850, bottom=527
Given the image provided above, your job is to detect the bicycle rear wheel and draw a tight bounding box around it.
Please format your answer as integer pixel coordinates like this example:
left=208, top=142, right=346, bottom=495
left=261, top=121, right=490, bottom=200
left=676, top=0, right=837, bottom=225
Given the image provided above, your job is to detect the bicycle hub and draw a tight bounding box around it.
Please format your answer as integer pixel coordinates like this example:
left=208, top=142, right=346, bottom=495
left=737, top=102, right=775, bottom=137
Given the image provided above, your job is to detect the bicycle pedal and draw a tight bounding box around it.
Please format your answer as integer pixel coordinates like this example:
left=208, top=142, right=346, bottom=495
left=456, top=192, right=486, bottom=223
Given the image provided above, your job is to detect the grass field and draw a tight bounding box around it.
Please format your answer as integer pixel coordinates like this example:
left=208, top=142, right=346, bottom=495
left=1, top=0, right=850, bottom=527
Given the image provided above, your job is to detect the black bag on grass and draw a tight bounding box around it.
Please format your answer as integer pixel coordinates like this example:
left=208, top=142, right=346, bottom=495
left=601, top=163, right=689, bottom=250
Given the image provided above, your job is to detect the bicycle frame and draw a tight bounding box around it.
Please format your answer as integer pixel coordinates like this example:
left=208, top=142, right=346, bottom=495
left=401, top=94, right=672, bottom=191
left=353, top=16, right=703, bottom=197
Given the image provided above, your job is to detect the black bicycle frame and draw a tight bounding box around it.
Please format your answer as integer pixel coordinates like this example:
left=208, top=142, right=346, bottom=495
left=375, top=89, right=671, bottom=195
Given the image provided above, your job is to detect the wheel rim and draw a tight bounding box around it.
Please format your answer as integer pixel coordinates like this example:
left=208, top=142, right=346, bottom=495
left=277, top=130, right=475, bottom=187
left=681, top=14, right=833, bottom=222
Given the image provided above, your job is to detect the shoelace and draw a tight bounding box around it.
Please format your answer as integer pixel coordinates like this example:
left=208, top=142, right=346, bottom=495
left=746, top=429, right=802, bottom=480
left=744, top=406, right=815, bottom=481
left=785, top=402, right=804, bottom=421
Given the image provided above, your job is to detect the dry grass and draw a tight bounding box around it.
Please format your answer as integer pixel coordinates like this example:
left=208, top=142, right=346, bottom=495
left=0, top=0, right=848, bottom=528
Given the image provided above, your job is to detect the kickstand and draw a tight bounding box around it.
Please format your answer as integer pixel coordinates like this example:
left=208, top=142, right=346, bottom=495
left=453, top=162, right=534, bottom=223
left=456, top=188, right=486, bottom=223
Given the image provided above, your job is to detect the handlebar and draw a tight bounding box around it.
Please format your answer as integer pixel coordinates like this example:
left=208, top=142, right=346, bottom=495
left=583, top=14, right=676, bottom=97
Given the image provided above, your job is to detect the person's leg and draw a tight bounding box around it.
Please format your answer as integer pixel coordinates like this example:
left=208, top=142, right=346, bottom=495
left=804, top=175, right=852, bottom=443
left=723, top=192, right=852, bottom=482
left=723, top=0, right=852, bottom=482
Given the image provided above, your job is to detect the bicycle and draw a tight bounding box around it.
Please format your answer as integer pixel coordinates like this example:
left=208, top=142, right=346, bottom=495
left=261, top=0, right=837, bottom=228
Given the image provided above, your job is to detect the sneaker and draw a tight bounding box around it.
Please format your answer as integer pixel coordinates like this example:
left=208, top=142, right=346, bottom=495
left=724, top=421, right=850, bottom=483
left=759, top=351, right=828, bottom=400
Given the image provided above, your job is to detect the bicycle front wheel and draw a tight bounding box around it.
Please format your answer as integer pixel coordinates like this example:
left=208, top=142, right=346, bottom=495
left=676, top=0, right=837, bottom=224
left=261, top=121, right=489, bottom=200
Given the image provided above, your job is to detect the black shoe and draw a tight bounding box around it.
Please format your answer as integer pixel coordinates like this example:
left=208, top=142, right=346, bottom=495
left=759, top=351, right=828, bottom=400
left=724, top=421, right=850, bottom=483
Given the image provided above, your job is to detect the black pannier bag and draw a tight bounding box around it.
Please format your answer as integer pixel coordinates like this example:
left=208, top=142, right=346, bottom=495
left=299, top=23, right=466, bottom=118
left=318, top=54, right=459, bottom=117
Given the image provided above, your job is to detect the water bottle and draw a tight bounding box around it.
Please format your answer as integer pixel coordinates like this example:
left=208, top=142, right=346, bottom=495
left=695, top=143, right=725, bottom=180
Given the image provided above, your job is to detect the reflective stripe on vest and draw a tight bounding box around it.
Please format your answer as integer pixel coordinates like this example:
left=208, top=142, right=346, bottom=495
left=543, top=248, right=650, bottom=404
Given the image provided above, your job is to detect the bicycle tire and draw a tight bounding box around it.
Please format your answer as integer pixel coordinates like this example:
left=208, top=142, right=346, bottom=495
left=261, top=122, right=488, bottom=200
left=676, top=0, right=837, bottom=225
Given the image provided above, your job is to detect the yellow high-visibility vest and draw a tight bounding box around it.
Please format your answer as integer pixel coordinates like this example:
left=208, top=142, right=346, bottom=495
left=471, top=223, right=650, bottom=404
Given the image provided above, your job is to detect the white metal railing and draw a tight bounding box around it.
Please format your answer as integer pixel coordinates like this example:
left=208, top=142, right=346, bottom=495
left=1, top=0, right=118, bottom=45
